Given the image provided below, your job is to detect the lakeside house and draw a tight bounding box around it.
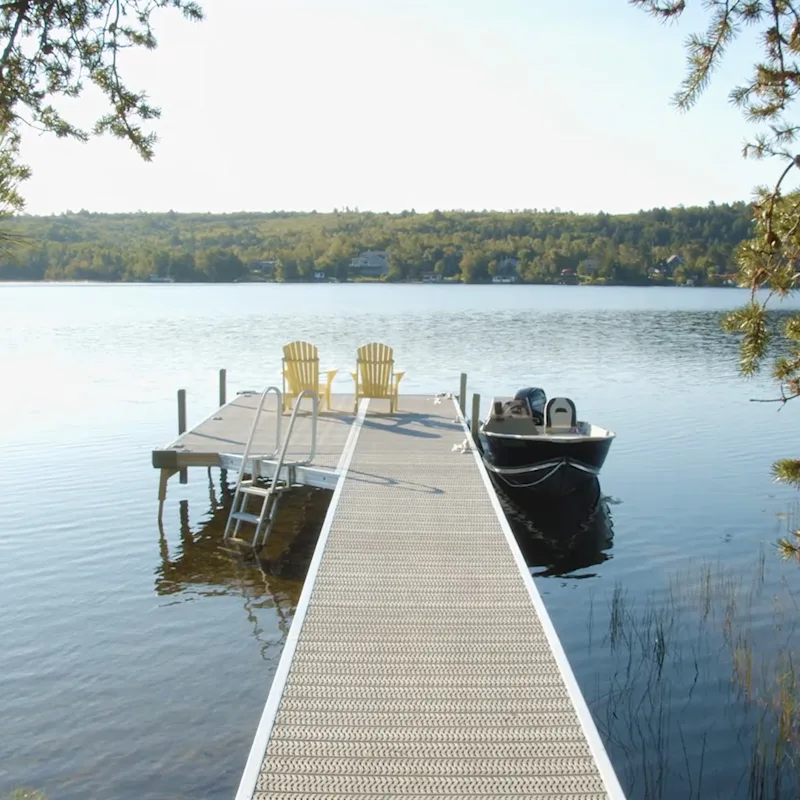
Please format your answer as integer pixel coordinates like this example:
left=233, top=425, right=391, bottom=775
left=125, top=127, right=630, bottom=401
left=498, top=256, right=519, bottom=273
left=491, top=256, right=519, bottom=283
left=252, top=258, right=280, bottom=277
left=422, top=272, right=443, bottom=283
left=558, top=268, right=578, bottom=285
left=349, top=251, right=390, bottom=278
left=580, top=258, right=601, bottom=275
left=665, top=254, right=684, bottom=274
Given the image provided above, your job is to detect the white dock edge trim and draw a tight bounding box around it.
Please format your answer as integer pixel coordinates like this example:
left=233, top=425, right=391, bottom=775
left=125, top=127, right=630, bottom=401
left=234, top=398, right=370, bottom=800
left=452, top=398, right=627, bottom=800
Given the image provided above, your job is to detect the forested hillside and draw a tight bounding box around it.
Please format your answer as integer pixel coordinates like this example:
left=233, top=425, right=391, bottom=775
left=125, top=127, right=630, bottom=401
left=0, top=202, right=753, bottom=284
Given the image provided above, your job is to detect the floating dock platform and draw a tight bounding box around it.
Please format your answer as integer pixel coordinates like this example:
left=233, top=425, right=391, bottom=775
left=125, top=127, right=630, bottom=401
left=152, top=389, right=626, bottom=800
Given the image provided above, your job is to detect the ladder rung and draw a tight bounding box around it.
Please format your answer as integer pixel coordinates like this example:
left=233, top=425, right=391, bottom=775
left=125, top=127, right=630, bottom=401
left=240, top=485, right=271, bottom=497
left=231, top=511, right=261, bottom=524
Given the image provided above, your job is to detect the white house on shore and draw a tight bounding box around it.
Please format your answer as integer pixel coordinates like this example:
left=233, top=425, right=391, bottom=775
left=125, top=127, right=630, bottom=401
left=349, top=251, right=390, bottom=278
left=251, top=258, right=280, bottom=275
left=665, top=254, right=685, bottom=274
left=491, top=256, right=520, bottom=283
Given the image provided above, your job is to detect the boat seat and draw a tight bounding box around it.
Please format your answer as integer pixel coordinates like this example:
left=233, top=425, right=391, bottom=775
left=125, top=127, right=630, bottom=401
left=545, top=396, right=576, bottom=428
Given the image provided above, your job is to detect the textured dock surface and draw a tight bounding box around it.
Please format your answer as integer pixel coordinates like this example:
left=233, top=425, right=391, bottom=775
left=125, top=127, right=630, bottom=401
left=152, top=391, right=363, bottom=472
left=236, top=395, right=625, bottom=800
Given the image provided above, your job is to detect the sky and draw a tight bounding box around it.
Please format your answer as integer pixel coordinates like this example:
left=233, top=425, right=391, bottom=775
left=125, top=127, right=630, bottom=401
left=14, top=0, right=783, bottom=216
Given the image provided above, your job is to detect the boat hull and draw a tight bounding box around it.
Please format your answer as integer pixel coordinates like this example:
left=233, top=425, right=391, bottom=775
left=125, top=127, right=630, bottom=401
left=494, top=476, right=615, bottom=574
left=477, top=430, right=613, bottom=499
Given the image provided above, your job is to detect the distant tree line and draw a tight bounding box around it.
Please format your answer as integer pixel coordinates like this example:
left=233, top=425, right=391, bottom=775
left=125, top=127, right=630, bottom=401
left=0, top=202, right=753, bottom=284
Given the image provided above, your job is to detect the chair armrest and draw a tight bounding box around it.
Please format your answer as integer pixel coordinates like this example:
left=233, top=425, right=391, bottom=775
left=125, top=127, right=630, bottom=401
left=322, top=367, right=338, bottom=380
left=393, top=370, right=406, bottom=384
left=349, top=370, right=358, bottom=382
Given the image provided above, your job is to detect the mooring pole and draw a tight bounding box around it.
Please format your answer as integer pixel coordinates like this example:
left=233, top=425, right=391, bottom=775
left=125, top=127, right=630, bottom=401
left=471, top=393, right=481, bottom=445
left=459, top=373, right=467, bottom=417
left=178, top=389, right=187, bottom=484
left=219, top=368, right=227, bottom=407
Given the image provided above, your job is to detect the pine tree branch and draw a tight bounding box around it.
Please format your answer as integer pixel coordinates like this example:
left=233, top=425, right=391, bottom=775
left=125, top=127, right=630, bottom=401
left=0, top=1, right=29, bottom=85
left=0, top=0, right=204, bottom=206
left=674, top=1, right=739, bottom=110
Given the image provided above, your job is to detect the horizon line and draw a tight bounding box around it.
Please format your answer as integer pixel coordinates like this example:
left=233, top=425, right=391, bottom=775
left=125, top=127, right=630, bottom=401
left=12, top=200, right=751, bottom=219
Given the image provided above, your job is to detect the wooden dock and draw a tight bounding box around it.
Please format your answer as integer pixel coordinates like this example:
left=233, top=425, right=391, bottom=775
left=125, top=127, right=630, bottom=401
left=153, top=391, right=625, bottom=799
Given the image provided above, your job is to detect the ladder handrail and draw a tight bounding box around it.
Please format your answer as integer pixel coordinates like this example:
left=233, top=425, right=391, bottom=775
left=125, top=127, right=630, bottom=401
left=240, top=385, right=282, bottom=466
left=229, top=385, right=282, bottom=513
left=295, top=389, right=318, bottom=466
left=224, top=387, right=319, bottom=546
left=248, top=390, right=318, bottom=549
left=271, top=389, right=319, bottom=481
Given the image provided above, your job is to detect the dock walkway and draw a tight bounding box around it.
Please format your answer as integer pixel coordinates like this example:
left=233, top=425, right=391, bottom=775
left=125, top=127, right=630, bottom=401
left=233, top=395, right=625, bottom=799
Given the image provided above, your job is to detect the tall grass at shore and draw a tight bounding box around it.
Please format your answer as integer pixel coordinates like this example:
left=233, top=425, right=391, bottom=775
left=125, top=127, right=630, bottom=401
left=586, top=541, right=800, bottom=799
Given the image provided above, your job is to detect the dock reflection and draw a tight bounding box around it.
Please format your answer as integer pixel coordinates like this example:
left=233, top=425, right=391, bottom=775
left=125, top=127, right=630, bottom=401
left=496, top=478, right=615, bottom=578
left=154, top=469, right=614, bottom=646
left=154, top=470, right=332, bottom=650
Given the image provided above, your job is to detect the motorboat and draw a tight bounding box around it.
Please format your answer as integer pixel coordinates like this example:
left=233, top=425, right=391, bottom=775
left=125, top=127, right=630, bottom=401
left=475, top=387, right=615, bottom=498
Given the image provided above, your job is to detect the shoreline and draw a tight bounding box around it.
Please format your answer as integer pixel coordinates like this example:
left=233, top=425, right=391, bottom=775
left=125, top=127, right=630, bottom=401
left=0, top=279, right=745, bottom=288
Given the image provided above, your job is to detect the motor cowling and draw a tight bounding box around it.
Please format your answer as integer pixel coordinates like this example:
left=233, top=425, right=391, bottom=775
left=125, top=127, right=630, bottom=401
left=513, top=387, right=547, bottom=425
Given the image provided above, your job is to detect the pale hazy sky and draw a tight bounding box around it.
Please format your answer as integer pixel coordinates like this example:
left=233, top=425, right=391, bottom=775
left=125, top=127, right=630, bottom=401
left=16, top=0, right=778, bottom=216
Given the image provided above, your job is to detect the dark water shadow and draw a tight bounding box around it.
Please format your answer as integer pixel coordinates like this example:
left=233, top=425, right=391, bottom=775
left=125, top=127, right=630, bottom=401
left=152, top=468, right=614, bottom=670
left=154, top=470, right=332, bottom=656
left=495, top=477, right=616, bottom=578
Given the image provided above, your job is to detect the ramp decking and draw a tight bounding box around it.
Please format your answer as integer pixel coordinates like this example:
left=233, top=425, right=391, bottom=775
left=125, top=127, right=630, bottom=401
left=233, top=395, right=625, bottom=800
left=152, top=390, right=358, bottom=473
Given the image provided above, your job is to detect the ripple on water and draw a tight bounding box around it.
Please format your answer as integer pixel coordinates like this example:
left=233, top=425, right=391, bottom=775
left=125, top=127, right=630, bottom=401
left=2, top=284, right=800, bottom=799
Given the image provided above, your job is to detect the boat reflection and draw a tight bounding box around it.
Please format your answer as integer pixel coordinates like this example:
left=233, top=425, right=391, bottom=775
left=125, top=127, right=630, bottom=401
left=495, top=476, right=615, bottom=578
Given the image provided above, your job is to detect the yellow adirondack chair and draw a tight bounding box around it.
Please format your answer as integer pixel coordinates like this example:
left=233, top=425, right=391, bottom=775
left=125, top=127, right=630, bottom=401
left=281, top=341, right=337, bottom=413
left=349, top=342, right=405, bottom=413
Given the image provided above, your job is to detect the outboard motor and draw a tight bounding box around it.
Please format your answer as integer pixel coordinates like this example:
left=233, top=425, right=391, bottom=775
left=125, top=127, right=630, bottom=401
left=514, top=387, right=547, bottom=425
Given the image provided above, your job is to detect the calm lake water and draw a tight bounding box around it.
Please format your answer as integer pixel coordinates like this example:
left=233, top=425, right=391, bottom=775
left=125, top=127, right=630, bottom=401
left=2, top=283, right=800, bottom=799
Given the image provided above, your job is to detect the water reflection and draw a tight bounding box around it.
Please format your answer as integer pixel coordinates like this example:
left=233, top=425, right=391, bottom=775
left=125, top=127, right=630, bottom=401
left=497, top=477, right=615, bottom=578
left=155, top=469, right=614, bottom=628
left=154, top=471, right=331, bottom=653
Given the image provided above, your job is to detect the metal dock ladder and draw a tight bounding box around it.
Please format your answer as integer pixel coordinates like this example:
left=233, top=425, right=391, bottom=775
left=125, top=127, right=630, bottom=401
left=223, top=387, right=319, bottom=548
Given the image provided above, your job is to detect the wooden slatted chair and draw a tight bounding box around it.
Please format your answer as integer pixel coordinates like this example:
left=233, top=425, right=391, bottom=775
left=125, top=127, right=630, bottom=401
left=281, top=340, right=337, bottom=413
left=349, top=342, right=405, bottom=413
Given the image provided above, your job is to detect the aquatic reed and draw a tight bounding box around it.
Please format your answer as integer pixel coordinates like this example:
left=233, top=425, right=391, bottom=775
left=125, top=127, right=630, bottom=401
left=586, top=548, right=800, bottom=798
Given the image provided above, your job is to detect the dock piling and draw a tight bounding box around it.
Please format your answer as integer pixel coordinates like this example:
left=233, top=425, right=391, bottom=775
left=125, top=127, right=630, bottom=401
left=459, top=373, right=467, bottom=416
left=178, top=389, right=187, bottom=484
left=471, top=393, right=480, bottom=444
left=219, top=368, right=227, bottom=407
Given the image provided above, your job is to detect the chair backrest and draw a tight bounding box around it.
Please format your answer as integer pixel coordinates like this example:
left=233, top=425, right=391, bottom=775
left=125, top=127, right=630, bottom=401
left=546, top=396, right=577, bottom=429
left=283, top=340, right=319, bottom=392
left=357, top=342, right=394, bottom=395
